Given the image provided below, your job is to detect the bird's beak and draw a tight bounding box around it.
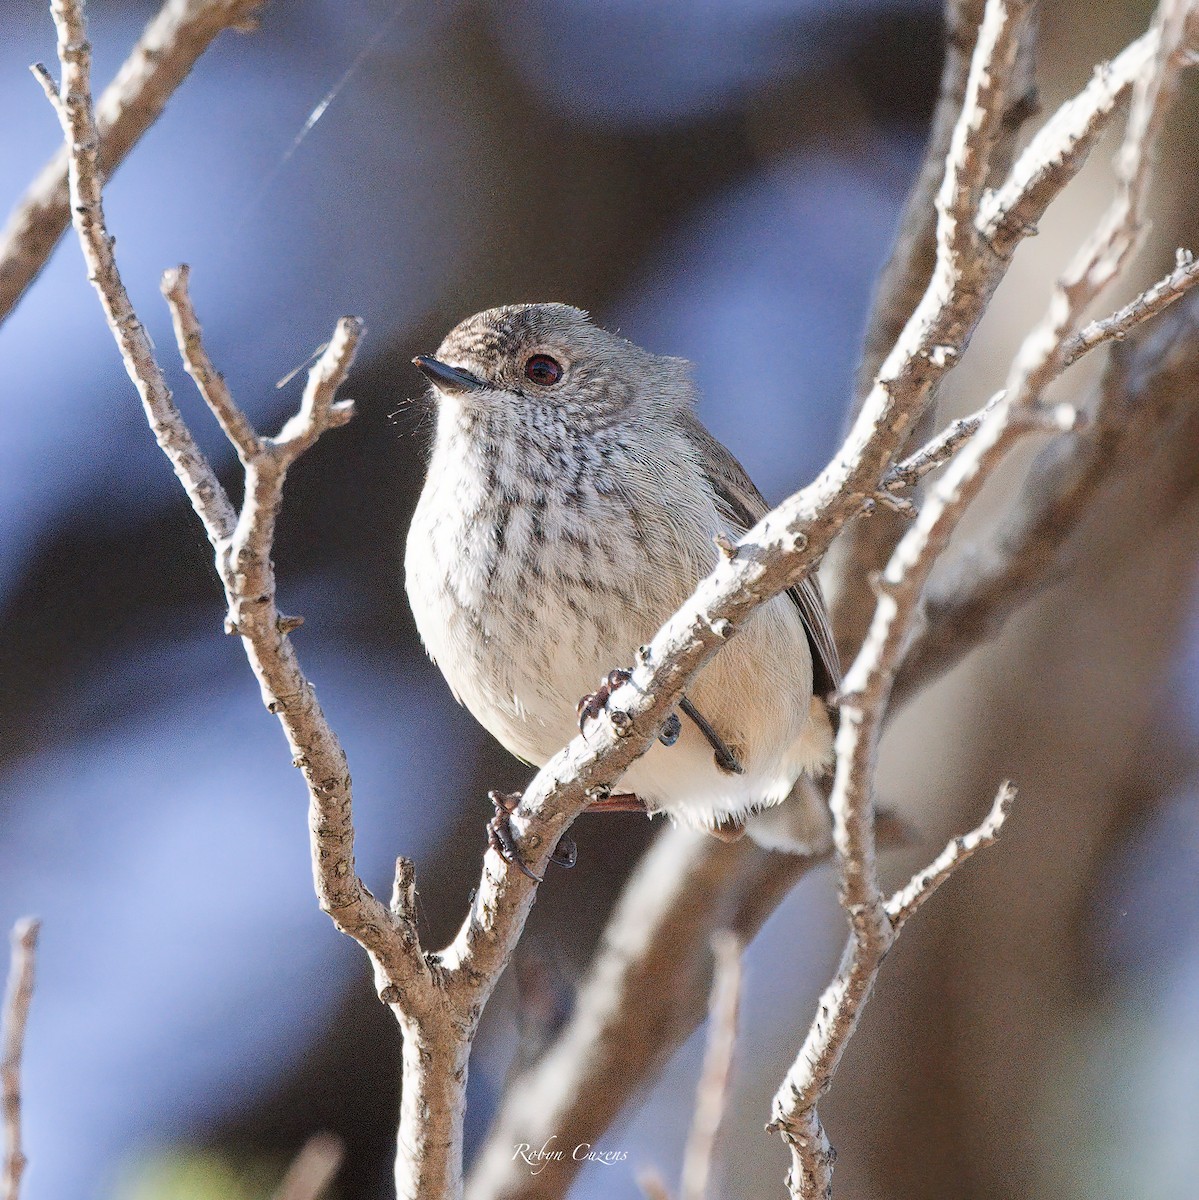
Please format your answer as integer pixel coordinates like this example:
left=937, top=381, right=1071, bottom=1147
left=412, top=355, right=487, bottom=394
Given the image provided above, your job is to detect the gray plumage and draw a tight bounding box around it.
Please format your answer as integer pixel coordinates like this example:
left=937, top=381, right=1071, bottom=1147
left=405, top=303, right=838, bottom=850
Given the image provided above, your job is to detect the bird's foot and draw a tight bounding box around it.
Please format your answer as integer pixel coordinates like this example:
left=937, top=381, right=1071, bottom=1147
left=659, top=712, right=682, bottom=746
left=577, top=668, right=633, bottom=733
left=577, top=668, right=681, bottom=748
left=487, top=790, right=577, bottom=883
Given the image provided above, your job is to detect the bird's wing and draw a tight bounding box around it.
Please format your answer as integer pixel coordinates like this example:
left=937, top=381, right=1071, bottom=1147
left=680, top=409, right=842, bottom=698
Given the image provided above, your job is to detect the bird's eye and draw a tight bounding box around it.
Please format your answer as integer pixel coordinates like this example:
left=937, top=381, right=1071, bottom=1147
left=524, top=354, right=563, bottom=386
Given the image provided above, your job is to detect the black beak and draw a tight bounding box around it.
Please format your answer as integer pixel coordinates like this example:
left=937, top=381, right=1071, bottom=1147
left=412, top=355, right=487, bottom=394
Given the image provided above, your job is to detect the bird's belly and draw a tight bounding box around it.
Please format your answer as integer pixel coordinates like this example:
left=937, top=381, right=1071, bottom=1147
left=406, top=508, right=651, bottom=764
left=406, top=486, right=827, bottom=828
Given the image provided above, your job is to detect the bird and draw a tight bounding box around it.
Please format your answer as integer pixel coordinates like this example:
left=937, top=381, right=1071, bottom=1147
left=404, top=303, right=840, bottom=876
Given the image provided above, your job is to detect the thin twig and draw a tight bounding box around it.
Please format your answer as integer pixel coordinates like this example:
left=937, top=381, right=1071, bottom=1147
left=680, top=933, right=742, bottom=1200
left=882, top=391, right=1006, bottom=492
left=2, top=920, right=41, bottom=1200
left=886, top=782, right=1016, bottom=929
left=1063, top=246, right=1199, bottom=364
left=896, top=286, right=1199, bottom=708
left=0, top=0, right=265, bottom=327
left=162, top=264, right=262, bottom=464
left=32, top=9, right=237, bottom=547
left=884, top=245, right=1199, bottom=498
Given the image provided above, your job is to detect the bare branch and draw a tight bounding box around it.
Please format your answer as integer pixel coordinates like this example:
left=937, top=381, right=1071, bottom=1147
left=770, top=6, right=1197, bottom=1191
left=883, top=246, right=1198, bottom=502
left=1062, top=247, right=1199, bottom=364
left=161, top=264, right=262, bottom=464
left=271, top=1133, right=344, bottom=1200
left=272, top=322, right=359, bottom=459
left=854, top=0, right=1022, bottom=395
left=831, top=0, right=1037, bottom=667
left=886, top=782, right=1016, bottom=930
left=835, top=0, right=1037, bottom=657
left=979, top=28, right=1160, bottom=254
left=0, top=0, right=265, bottom=326
left=41, top=0, right=1199, bottom=1195
left=466, top=809, right=923, bottom=1200
left=883, top=393, right=1082, bottom=496
left=680, top=933, right=742, bottom=1200
left=882, top=391, right=1006, bottom=492
left=771, top=407, right=1025, bottom=1195
left=469, top=6, right=1199, bottom=1193
left=937, top=0, right=1031, bottom=268
left=895, top=290, right=1199, bottom=707
left=466, top=830, right=816, bottom=1200
left=2, top=919, right=41, bottom=1200
left=33, top=4, right=237, bottom=547
left=39, top=5, right=456, bottom=1192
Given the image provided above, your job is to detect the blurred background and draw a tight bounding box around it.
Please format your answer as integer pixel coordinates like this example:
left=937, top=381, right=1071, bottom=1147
left=1, top=0, right=1197, bottom=1197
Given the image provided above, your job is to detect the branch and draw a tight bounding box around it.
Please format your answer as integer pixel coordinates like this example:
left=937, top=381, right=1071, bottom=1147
left=0, top=0, right=265, bottom=327
left=770, top=5, right=1196, bottom=1191
left=978, top=26, right=1161, bottom=255
left=627, top=932, right=744, bottom=1200
left=466, top=808, right=917, bottom=1200
left=475, top=281, right=1199, bottom=1200
left=2, top=920, right=41, bottom=1200
left=468, top=5, right=1199, bottom=1195
left=37, top=6, right=457, bottom=1194
left=831, top=0, right=1037, bottom=664
left=32, top=16, right=237, bottom=547
left=855, top=0, right=1008, bottom=394
left=895, top=287, right=1199, bottom=706
left=881, top=390, right=1006, bottom=493
left=163, top=263, right=262, bottom=464
left=1062, top=246, right=1199, bottom=364
left=883, top=246, right=1198, bottom=498
left=680, top=932, right=742, bottom=1200
left=42, top=0, right=1199, bottom=1195
left=832, top=5, right=1178, bottom=666
left=885, top=782, right=1015, bottom=929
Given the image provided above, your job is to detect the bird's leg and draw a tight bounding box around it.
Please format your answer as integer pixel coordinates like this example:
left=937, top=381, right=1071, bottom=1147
left=678, top=696, right=744, bottom=776
left=583, top=793, right=649, bottom=813
left=487, top=790, right=578, bottom=882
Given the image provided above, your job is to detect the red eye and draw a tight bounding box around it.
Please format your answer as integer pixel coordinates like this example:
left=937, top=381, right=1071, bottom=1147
left=524, top=354, right=563, bottom=386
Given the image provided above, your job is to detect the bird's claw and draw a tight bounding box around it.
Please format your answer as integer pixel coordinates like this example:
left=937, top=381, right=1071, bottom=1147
left=487, top=790, right=577, bottom=882
left=578, top=671, right=682, bottom=749
left=658, top=712, right=682, bottom=746
left=576, top=667, right=633, bottom=735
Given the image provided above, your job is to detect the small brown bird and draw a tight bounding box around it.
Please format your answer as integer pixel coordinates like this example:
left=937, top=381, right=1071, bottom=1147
left=405, top=304, right=839, bottom=871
